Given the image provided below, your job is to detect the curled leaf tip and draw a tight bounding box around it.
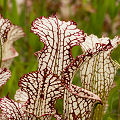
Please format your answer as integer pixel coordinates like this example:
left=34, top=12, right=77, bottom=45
left=0, top=14, right=25, bottom=68
left=31, top=16, right=86, bottom=76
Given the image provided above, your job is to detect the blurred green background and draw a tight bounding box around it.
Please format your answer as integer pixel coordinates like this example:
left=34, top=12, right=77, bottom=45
left=0, top=0, right=120, bottom=119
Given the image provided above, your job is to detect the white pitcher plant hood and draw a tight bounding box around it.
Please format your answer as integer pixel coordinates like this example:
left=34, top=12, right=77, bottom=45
left=0, top=14, right=25, bottom=68
left=79, top=34, right=120, bottom=117
left=31, top=15, right=86, bottom=76
left=80, top=34, right=120, bottom=54
left=80, top=34, right=120, bottom=97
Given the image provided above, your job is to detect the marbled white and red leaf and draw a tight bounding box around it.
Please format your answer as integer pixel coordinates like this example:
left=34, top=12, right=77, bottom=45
left=62, top=56, right=102, bottom=120
left=18, top=68, right=64, bottom=119
left=16, top=56, right=101, bottom=120
left=31, top=15, right=86, bottom=76
left=0, top=16, right=116, bottom=120
left=0, top=97, right=26, bottom=120
left=79, top=35, right=120, bottom=118
left=80, top=35, right=120, bottom=99
left=0, top=14, right=25, bottom=68
left=0, top=68, right=11, bottom=87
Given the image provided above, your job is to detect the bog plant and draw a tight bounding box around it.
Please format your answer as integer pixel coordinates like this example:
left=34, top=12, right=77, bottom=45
left=0, top=14, right=120, bottom=120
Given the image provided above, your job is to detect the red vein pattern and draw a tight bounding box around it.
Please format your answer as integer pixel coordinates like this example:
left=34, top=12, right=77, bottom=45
left=31, top=16, right=102, bottom=119
left=0, top=16, right=116, bottom=120
left=60, top=38, right=114, bottom=119
left=0, top=45, right=112, bottom=120
left=18, top=68, right=64, bottom=119
left=0, top=97, right=26, bottom=120
left=54, top=114, right=63, bottom=120
left=31, top=16, right=86, bottom=76
left=62, top=56, right=102, bottom=120
left=79, top=35, right=120, bottom=118
left=80, top=35, right=120, bottom=99
left=13, top=56, right=101, bottom=120
left=80, top=34, right=113, bottom=55
left=0, top=14, right=25, bottom=68
left=0, top=14, right=12, bottom=45
left=0, top=68, right=11, bottom=87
